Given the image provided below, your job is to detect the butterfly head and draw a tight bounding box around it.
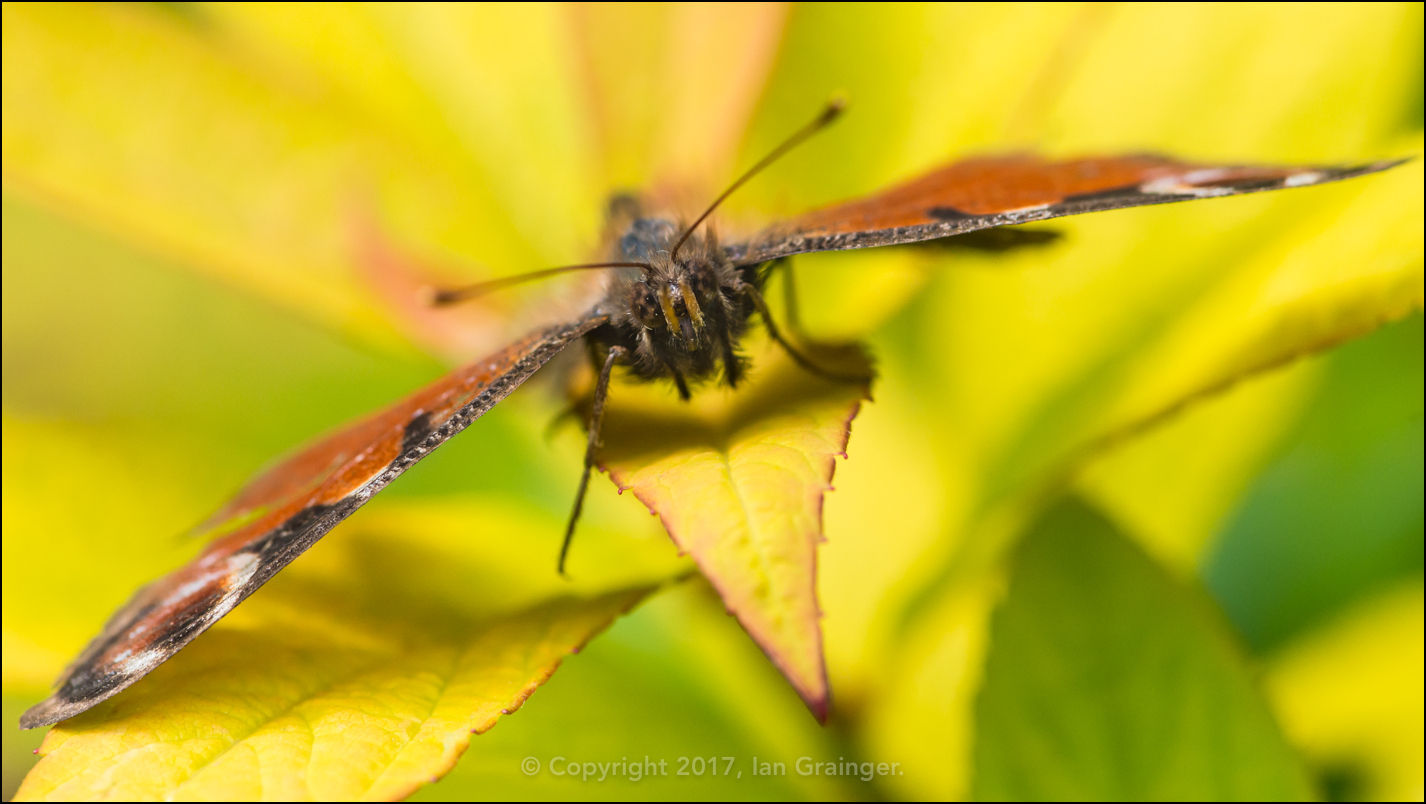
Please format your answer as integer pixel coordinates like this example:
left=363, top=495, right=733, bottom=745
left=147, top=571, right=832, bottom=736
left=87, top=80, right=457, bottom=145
left=625, top=228, right=718, bottom=336
left=603, top=219, right=753, bottom=391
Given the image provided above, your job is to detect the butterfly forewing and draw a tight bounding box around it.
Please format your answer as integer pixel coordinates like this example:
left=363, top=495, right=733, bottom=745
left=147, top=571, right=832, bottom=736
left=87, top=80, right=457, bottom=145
left=20, top=315, right=606, bottom=729
left=730, top=154, right=1408, bottom=264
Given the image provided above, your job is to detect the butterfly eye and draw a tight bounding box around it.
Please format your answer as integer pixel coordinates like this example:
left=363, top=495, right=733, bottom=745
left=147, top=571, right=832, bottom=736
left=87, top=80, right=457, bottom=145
left=630, top=282, right=663, bottom=328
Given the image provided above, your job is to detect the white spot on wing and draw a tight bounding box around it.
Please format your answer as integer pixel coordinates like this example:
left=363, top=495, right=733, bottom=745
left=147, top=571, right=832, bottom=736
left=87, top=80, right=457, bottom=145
left=1141, top=177, right=1182, bottom=195
left=116, top=648, right=167, bottom=676
left=1284, top=171, right=1323, bottom=188
left=159, top=552, right=261, bottom=608
left=1141, top=177, right=1232, bottom=198
left=163, top=574, right=221, bottom=607
left=226, top=551, right=258, bottom=577
left=1182, top=168, right=1231, bottom=184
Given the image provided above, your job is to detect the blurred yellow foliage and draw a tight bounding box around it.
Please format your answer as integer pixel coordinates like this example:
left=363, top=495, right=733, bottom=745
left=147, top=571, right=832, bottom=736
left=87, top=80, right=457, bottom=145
left=1269, top=584, right=1425, bottom=802
left=3, top=3, right=1421, bottom=800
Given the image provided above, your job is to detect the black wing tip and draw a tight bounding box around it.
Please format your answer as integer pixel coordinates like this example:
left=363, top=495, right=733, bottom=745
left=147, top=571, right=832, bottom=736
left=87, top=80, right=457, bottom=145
left=1330, top=155, right=1414, bottom=180
left=19, top=695, right=87, bottom=730
left=1368, top=155, right=1415, bottom=169
left=1248, top=155, right=1412, bottom=194
left=1163, top=156, right=1414, bottom=197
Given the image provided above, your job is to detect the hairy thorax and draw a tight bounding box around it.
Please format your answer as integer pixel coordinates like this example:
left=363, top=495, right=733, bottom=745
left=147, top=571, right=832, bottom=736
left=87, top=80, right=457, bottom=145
left=592, top=212, right=758, bottom=395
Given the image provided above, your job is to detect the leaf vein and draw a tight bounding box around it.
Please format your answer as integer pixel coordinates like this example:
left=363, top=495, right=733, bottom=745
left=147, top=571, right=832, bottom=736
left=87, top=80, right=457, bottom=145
left=360, top=646, right=461, bottom=798
left=167, top=650, right=391, bottom=795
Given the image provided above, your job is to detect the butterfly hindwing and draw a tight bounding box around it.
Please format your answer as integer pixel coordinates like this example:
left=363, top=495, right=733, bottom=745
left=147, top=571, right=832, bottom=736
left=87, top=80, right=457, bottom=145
left=20, top=315, right=606, bottom=729
left=730, top=154, right=1407, bottom=264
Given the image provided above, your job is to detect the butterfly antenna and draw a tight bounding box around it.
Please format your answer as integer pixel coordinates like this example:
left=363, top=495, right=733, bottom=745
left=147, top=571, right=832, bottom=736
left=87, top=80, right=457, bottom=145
left=669, top=97, right=847, bottom=261
left=428, top=261, right=653, bottom=306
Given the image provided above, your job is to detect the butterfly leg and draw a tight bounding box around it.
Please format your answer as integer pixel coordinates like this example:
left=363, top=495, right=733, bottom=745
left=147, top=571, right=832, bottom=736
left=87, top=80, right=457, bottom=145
left=545, top=340, right=606, bottom=442
left=671, top=368, right=692, bottom=401
left=559, top=344, right=626, bottom=576
left=782, top=260, right=806, bottom=337
left=768, top=258, right=808, bottom=338
left=717, top=326, right=743, bottom=389
left=753, top=258, right=807, bottom=339
left=740, top=282, right=871, bottom=385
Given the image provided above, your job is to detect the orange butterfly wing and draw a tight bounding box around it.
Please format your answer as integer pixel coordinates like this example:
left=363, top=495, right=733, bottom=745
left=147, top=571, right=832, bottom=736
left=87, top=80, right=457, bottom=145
left=730, top=154, right=1406, bottom=264
left=20, top=315, right=604, bottom=729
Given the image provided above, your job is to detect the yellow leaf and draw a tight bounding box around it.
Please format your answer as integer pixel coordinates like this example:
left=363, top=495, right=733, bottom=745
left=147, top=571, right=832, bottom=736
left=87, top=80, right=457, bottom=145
left=571, top=3, right=789, bottom=193
left=14, top=587, right=652, bottom=801
left=861, top=574, right=1000, bottom=800
left=0, top=4, right=580, bottom=350
left=1099, top=143, right=1423, bottom=444
left=1267, top=584, right=1425, bottom=801
left=1074, top=358, right=1320, bottom=575
left=596, top=341, right=870, bottom=720
left=5, top=410, right=685, bottom=800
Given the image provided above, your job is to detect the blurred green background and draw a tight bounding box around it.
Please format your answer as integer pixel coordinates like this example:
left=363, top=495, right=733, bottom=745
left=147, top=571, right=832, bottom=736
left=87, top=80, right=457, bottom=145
left=3, top=3, right=1422, bottom=801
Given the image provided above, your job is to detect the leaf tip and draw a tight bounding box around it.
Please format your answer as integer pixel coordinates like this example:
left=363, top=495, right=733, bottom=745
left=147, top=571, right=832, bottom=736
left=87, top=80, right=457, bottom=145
left=807, top=695, right=829, bottom=725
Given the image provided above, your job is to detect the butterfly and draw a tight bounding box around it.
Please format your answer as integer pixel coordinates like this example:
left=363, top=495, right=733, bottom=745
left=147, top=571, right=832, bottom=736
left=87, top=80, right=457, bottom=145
left=20, top=99, right=1405, bottom=729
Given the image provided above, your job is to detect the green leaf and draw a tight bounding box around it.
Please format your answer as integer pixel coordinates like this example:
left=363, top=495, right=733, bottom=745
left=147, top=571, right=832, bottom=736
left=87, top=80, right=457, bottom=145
left=1205, top=313, right=1425, bottom=652
left=596, top=342, right=871, bottom=721
left=973, top=497, right=1313, bottom=800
